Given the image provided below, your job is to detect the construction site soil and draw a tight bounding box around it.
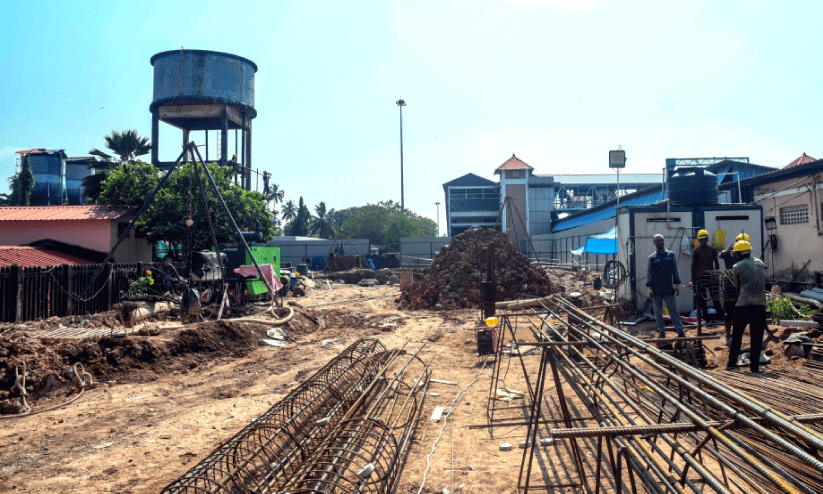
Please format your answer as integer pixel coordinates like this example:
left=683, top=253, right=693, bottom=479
left=398, top=228, right=555, bottom=310
left=0, top=268, right=818, bottom=493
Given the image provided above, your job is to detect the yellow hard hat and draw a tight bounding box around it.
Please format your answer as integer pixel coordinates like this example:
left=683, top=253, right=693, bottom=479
left=733, top=240, right=752, bottom=252
left=735, top=233, right=750, bottom=242
left=697, top=229, right=709, bottom=239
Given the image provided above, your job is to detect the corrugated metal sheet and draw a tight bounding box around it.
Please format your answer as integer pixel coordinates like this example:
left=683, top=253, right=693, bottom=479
left=552, top=188, right=665, bottom=232
left=552, top=174, right=663, bottom=185
left=0, top=246, right=96, bottom=267
left=15, top=149, right=66, bottom=157
left=443, top=173, right=498, bottom=188
left=0, top=205, right=134, bottom=221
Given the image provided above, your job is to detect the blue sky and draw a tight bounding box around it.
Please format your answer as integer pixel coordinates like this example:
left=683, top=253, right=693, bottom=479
left=1, top=0, right=820, bottom=234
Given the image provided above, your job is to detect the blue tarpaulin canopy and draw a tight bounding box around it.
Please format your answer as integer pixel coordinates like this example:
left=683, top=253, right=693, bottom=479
left=571, top=227, right=617, bottom=255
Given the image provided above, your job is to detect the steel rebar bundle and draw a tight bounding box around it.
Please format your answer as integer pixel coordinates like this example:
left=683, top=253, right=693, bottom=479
left=159, top=338, right=399, bottom=493
left=280, top=349, right=431, bottom=493
left=496, top=295, right=823, bottom=494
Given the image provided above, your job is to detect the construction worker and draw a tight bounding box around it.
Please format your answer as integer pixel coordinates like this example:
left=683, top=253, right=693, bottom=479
left=692, top=229, right=724, bottom=322
left=719, top=233, right=749, bottom=345
left=726, top=240, right=767, bottom=373
left=647, top=234, right=686, bottom=339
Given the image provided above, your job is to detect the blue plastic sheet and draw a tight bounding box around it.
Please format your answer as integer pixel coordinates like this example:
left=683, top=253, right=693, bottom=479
left=571, top=227, right=617, bottom=255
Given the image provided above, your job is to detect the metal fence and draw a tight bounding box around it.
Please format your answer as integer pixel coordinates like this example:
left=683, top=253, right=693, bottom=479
left=0, top=261, right=185, bottom=323
left=399, top=237, right=451, bottom=268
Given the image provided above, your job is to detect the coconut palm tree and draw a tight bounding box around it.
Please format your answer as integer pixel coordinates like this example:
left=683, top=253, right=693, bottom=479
left=266, top=182, right=284, bottom=209
left=89, top=129, right=152, bottom=163
left=83, top=129, right=152, bottom=202
left=281, top=199, right=298, bottom=223
left=310, top=201, right=337, bottom=239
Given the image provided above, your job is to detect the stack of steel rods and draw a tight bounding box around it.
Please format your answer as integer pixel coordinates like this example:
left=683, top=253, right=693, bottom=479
left=692, top=367, right=823, bottom=493
left=501, top=295, right=823, bottom=494
left=159, top=338, right=425, bottom=494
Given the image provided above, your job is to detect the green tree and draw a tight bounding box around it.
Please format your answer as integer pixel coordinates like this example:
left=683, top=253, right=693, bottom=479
left=90, top=129, right=152, bottom=162
left=83, top=129, right=152, bottom=203
left=281, top=199, right=297, bottom=223
left=310, top=201, right=337, bottom=239
left=99, top=161, right=273, bottom=252
left=266, top=182, right=284, bottom=211
left=17, top=154, right=35, bottom=205
left=334, top=200, right=435, bottom=251
left=98, top=161, right=160, bottom=205
left=3, top=171, right=21, bottom=206
left=285, top=196, right=311, bottom=237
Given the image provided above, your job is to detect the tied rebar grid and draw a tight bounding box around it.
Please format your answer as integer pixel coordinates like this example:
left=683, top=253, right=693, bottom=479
left=697, top=269, right=738, bottom=303
left=159, top=338, right=429, bottom=494
left=489, top=296, right=823, bottom=494
left=280, top=347, right=431, bottom=493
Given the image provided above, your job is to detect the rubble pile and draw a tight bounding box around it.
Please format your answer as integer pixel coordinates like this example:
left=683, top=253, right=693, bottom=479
left=397, top=228, right=553, bottom=310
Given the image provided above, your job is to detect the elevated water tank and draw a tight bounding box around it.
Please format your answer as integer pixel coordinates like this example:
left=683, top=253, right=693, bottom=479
left=150, top=49, right=257, bottom=120
left=149, top=49, right=257, bottom=189
left=668, top=167, right=718, bottom=205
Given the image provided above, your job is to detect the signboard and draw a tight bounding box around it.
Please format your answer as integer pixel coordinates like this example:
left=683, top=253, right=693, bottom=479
left=609, top=150, right=626, bottom=169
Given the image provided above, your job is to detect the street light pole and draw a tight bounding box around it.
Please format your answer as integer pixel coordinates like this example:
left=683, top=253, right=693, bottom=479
left=396, top=98, right=406, bottom=212
left=434, top=201, right=440, bottom=236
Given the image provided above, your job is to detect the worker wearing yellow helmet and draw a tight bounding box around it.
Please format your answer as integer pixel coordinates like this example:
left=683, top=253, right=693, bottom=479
left=719, top=232, right=750, bottom=345
left=692, top=228, right=723, bottom=322
left=726, top=240, right=767, bottom=373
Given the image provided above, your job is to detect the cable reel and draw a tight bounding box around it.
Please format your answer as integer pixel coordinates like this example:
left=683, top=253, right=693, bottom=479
left=603, top=260, right=627, bottom=290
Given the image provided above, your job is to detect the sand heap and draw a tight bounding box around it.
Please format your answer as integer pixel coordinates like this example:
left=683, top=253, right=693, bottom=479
left=397, top=228, right=553, bottom=310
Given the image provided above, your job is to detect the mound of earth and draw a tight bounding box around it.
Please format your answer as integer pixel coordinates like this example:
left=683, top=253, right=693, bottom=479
left=397, top=228, right=554, bottom=310
left=0, top=308, right=321, bottom=415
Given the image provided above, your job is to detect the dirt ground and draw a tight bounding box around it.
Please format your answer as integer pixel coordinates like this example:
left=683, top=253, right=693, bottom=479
left=0, top=273, right=815, bottom=494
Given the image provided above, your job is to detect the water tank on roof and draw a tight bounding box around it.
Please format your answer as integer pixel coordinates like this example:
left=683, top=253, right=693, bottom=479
left=668, top=167, right=718, bottom=205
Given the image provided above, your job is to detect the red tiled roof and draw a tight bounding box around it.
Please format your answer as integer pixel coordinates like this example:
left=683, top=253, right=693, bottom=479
left=0, top=205, right=135, bottom=221
left=495, top=153, right=534, bottom=173
left=0, top=246, right=96, bottom=267
left=784, top=153, right=816, bottom=169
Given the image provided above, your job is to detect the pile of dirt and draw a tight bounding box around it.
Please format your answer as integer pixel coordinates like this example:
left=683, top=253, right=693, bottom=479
left=0, top=320, right=271, bottom=414
left=397, top=228, right=554, bottom=310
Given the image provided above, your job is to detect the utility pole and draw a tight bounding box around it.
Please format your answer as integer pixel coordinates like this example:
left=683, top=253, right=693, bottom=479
left=434, top=201, right=440, bottom=236
left=396, top=98, right=406, bottom=212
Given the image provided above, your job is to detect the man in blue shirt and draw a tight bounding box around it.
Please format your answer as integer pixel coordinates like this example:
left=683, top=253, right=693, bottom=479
left=647, top=234, right=686, bottom=338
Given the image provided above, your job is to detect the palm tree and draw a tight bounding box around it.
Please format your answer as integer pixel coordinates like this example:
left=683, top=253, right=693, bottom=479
left=83, top=129, right=152, bottom=202
left=89, top=129, right=152, bottom=163
left=266, top=182, right=284, bottom=209
left=281, top=199, right=298, bottom=222
left=310, top=201, right=337, bottom=239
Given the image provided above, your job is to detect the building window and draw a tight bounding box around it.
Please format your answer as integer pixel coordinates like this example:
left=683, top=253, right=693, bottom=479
left=780, top=205, right=809, bottom=225
left=118, top=222, right=131, bottom=238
